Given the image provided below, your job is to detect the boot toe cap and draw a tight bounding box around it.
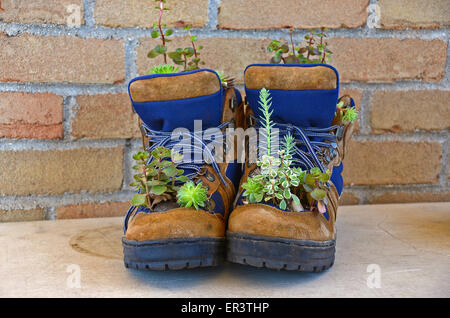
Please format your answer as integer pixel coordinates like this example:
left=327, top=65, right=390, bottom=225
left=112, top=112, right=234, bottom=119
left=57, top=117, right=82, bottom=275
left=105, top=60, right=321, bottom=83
left=125, top=208, right=225, bottom=241
left=227, top=204, right=335, bottom=241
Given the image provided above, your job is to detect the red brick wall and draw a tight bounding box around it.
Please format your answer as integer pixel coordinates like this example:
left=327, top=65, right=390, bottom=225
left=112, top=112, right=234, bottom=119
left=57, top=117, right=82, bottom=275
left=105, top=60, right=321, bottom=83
left=0, top=0, right=448, bottom=221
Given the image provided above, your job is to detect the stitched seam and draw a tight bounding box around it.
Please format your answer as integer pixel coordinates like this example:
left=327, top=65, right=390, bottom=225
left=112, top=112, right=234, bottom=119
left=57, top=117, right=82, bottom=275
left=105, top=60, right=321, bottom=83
left=123, top=238, right=224, bottom=248
left=228, top=234, right=335, bottom=248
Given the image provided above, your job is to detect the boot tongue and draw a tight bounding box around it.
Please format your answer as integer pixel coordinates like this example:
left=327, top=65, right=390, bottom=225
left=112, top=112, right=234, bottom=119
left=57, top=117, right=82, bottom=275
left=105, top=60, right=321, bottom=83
left=244, top=65, right=339, bottom=128
left=128, top=69, right=223, bottom=132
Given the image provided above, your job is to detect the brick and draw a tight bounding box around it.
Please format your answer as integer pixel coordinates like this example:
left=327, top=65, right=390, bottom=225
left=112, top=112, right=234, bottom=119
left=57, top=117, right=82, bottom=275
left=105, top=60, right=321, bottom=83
left=72, top=94, right=140, bottom=139
left=340, top=89, right=363, bottom=132
left=0, top=92, right=63, bottom=139
left=56, top=201, right=130, bottom=219
left=379, top=0, right=450, bottom=29
left=339, top=192, right=361, bottom=205
left=0, top=0, right=84, bottom=25
left=94, top=0, right=208, bottom=28
left=368, top=191, right=450, bottom=204
left=342, top=141, right=442, bottom=185
left=329, top=38, right=447, bottom=83
left=0, top=33, right=125, bottom=84
left=138, top=37, right=272, bottom=83
left=0, top=209, right=45, bottom=222
left=370, top=90, right=450, bottom=133
left=0, top=147, right=124, bottom=196
left=218, top=0, right=369, bottom=29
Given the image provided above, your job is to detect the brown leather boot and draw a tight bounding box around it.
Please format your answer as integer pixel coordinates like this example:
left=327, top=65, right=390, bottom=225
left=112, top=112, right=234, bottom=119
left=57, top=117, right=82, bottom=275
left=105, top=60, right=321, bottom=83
left=123, top=69, right=244, bottom=270
left=227, top=64, right=356, bottom=272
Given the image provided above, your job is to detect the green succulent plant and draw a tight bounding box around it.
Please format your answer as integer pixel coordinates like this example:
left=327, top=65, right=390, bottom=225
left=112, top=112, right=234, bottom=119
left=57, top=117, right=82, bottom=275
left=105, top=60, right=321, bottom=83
left=258, top=88, right=275, bottom=157
left=149, top=64, right=179, bottom=74
left=216, top=70, right=233, bottom=86
left=177, top=181, right=209, bottom=210
left=130, top=147, right=189, bottom=209
left=268, top=27, right=332, bottom=65
left=147, top=1, right=205, bottom=72
left=335, top=100, right=359, bottom=124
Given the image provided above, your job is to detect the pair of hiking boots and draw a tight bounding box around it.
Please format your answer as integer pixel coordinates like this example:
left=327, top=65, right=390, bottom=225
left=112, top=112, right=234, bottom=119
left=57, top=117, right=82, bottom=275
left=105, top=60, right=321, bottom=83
left=122, top=64, right=356, bottom=272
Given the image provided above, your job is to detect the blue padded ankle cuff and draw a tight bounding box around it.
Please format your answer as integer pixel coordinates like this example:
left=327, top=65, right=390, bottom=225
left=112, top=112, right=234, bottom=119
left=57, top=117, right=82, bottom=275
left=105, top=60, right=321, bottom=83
left=128, top=69, right=224, bottom=132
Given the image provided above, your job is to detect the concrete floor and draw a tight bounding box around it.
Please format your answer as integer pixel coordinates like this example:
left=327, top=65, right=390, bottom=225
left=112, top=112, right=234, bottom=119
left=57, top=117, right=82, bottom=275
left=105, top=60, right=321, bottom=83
left=0, top=202, right=449, bottom=298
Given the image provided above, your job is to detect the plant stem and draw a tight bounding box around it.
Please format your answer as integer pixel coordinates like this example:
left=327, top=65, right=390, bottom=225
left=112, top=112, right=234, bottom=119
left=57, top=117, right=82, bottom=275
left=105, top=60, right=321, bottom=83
left=306, top=30, right=313, bottom=60
left=158, top=0, right=167, bottom=63
left=289, top=28, right=295, bottom=55
left=171, top=163, right=176, bottom=187
left=320, top=28, right=326, bottom=63
left=188, top=29, right=198, bottom=58
left=157, top=158, right=162, bottom=180
left=141, top=164, right=151, bottom=207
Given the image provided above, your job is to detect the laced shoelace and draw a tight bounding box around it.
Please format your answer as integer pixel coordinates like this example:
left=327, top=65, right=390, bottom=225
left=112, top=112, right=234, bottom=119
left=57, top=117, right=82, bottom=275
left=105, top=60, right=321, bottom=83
left=251, top=115, right=339, bottom=172
left=124, top=121, right=230, bottom=233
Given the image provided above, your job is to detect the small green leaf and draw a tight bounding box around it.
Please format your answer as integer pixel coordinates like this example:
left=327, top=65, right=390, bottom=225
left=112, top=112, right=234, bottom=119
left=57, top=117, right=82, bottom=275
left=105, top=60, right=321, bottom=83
left=283, top=188, right=291, bottom=199
left=164, top=165, right=178, bottom=177
left=319, top=173, right=330, bottom=182
left=291, top=193, right=300, bottom=205
left=151, top=30, right=159, bottom=38
left=150, top=185, right=167, bottom=195
left=279, top=199, right=287, bottom=210
left=147, top=49, right=159, bottom=58
left=155, top=45, right=167, bottom=54
left=131, top=194, right=147, bottom=206
left=176, top=175, right=189, bottom=182
left=310, top=188, right=326, bottom=201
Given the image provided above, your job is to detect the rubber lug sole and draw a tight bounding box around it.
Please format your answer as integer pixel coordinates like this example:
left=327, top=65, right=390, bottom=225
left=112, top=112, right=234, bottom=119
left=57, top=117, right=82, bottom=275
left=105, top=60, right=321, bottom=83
left=227, top=232, right=335, bottom=272
left=123, top=237, right=225, bottom=271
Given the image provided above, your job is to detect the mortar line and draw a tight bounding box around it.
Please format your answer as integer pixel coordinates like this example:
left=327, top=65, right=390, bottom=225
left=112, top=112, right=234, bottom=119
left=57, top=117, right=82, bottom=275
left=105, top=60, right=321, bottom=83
left=83, top=0, right=96, bottom=27
left=207, top=0, right=220, bottom=30
left=44, top=207, right=56, bottom=220
left=439, top=134, right=449, bottom=187
left=353, top=132, right=448, bottom=143
left=359, top=89, right=372, bottom=134
left=1, top=22, right=449, bottom=41
left=62, top=96, right=77, bottom=141
left=125, top=38, right=139, bottom=83
left=0, top=138, right=130, bottom=151
left=0, top=79, right=448, bottom=97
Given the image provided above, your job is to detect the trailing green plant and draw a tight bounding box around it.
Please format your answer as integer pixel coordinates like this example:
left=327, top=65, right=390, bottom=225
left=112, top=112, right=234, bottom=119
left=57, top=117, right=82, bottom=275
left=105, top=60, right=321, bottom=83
left=149, top=64, right=179, bottom=74
left=335, top=100, right=358, bottom=124
left=147, top=0, right=173, bottom=64
left=130, top=147, right=189, bottom=209
left=130, top=147, right=211, bottom=211
left=147, top=1, right=205, bottom=72
left=268, top=27, right=332, bottom=64
left=167, top=25, right=205, bottom=71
